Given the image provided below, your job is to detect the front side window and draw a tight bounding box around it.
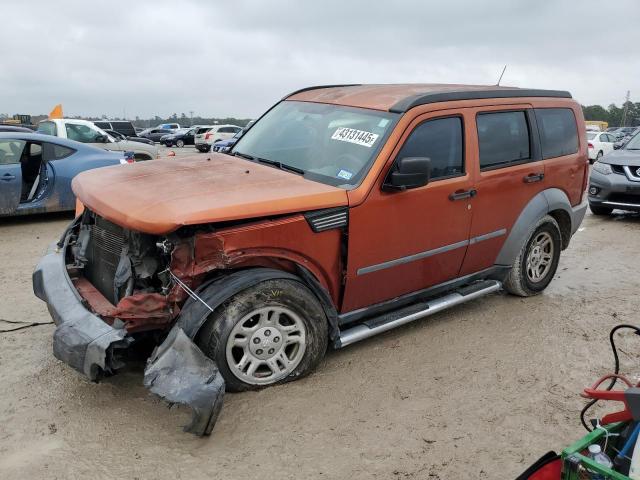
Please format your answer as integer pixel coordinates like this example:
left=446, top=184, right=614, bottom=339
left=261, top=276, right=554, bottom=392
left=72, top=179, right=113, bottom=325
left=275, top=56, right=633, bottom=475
left=233, top=101, right=398, bottom=188
left=534, top=108, right=579, bottom=159
left=477, top=111, right=530, bottom=170
left=395, top=117, right=464, bottom=180
left=0, top=139, right=27, bottom=165
left=38, top=121, right=57, bottom=136
left=65, top=123, right=103, bottom=143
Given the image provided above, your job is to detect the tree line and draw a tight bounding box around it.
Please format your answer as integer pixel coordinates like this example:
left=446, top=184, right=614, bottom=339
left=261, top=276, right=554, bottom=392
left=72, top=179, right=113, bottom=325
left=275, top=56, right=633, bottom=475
left=582, top=101, right=639, bottom=127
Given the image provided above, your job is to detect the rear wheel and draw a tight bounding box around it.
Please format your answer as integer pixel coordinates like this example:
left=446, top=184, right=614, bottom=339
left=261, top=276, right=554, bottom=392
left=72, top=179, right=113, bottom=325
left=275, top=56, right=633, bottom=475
left=589, top=204, right=613, bottom=216
left=504, top=215, right=562, bottom=297
left=195, top=279, right=328, bottom=392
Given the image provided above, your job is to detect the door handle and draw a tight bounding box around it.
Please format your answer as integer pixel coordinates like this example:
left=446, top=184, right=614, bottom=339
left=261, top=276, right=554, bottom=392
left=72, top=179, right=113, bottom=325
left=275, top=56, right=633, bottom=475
left=523, top=173, right=544, bottom=183
left=449, top=189, right=477, bottom=201
left=1, top=173, right=16, bottom=181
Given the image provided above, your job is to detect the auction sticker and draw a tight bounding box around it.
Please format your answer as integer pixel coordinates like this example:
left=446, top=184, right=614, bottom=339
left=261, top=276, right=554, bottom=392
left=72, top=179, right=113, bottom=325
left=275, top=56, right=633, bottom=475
left=331, top=127, right=379, bottom=148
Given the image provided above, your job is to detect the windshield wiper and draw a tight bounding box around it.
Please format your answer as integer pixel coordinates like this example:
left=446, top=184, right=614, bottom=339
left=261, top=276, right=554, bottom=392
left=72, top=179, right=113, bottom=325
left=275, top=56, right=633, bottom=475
left=232, top=151, right=255, bottom=160
left=257, top=158, right=305, bottom=175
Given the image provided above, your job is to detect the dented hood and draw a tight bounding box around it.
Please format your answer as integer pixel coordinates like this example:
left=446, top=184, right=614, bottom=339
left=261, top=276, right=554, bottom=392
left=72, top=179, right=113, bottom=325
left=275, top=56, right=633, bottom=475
left=72, top=154, right=348, bottom=235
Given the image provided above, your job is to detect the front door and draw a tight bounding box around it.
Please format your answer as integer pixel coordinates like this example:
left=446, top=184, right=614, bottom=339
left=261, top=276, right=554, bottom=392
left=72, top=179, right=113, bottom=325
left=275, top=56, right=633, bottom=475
left=459, top=105, right=547, bottom=276
left=0, top=139, right=25, bottom=215
left=342, top=112, right=475, bottom=313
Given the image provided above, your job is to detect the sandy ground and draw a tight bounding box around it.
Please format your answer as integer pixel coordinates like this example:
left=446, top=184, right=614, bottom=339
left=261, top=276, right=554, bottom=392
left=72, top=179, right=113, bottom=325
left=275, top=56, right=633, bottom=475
left=1, top=208, right=640, bottom=480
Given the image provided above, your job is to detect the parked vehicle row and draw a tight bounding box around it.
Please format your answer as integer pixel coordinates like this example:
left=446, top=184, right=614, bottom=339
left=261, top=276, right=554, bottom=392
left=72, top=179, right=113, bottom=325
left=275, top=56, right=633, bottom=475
left=195, top=124, right=243, bottom=152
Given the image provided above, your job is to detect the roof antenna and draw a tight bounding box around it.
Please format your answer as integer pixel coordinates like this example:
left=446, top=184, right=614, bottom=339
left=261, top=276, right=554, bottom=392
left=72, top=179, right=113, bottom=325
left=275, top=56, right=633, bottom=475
left=496, top=65, right=507, bottom=86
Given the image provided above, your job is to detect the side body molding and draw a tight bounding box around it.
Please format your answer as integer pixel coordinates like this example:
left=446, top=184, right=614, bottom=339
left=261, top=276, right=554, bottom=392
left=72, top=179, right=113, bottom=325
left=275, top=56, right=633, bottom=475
left=494, top=188, right=585, bottom=266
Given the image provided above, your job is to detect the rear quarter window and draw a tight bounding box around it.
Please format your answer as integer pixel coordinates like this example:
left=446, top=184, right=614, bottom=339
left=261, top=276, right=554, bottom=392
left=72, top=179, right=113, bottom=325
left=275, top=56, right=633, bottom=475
left=534, top=108, right=579, bottom=159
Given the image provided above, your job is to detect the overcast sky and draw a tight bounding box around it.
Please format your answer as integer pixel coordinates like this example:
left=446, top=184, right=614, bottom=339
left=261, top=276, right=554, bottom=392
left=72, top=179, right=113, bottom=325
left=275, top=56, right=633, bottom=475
left=2, top=0, right=638, bottom=119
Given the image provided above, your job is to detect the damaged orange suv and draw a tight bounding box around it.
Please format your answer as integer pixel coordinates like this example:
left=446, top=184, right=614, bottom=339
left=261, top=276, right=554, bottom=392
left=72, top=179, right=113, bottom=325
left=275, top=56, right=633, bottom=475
left=33, top=84, right=588, bottom=435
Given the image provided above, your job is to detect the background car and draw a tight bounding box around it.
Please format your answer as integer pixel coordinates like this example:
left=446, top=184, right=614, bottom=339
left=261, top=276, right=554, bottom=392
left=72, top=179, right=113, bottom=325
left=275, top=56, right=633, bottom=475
left=139, top=127, right=175, bottom=143
left=0, top=125, right=35, bottom=133
left=0, top=132, right=127, bottom=217
left=104, top=129, right=155, bottom=146
left=196, top=125, right=242, bottom=152
left=160, top=128, right=196, bottom=147
left=587, top=131, right=616, bottom=163
left=211, top=121, right=255, bottom=153
left=93, top=120, right=137, bottom=137
left=38, top=119, right=158, bottom=161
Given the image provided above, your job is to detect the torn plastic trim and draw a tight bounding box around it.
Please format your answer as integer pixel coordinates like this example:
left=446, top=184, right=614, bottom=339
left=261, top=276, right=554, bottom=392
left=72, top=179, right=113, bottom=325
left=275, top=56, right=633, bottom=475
left=144, top=328, right=225, bottom=436
left=32, top=240, right=131, bottom=380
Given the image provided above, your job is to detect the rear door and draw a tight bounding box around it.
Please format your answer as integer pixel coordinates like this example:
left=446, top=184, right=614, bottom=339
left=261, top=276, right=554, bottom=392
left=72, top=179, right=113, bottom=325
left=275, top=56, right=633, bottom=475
left=459, top=105, right=545, bottom=276
left=0, top=139, right=25, bottom=215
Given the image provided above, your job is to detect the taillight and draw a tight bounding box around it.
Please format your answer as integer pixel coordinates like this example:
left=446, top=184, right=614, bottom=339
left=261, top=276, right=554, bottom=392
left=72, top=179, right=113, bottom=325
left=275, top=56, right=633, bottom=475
left=588, top=142, right=594, bottom=149
left=205, top=133, right=212, bottom=140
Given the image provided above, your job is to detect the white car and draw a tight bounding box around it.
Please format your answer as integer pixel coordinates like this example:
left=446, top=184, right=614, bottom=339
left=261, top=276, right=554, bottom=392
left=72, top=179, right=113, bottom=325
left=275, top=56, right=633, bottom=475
left=195, top=125, right=242, bottom=152
left=38, top=119, right=158, bottom=160
left=587, top=131, right=616, bottom=163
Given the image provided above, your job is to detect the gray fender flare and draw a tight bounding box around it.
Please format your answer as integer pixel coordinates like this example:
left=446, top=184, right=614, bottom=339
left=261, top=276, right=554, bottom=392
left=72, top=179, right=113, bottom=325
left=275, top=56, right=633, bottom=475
left=495, top=188, right=577, bottom=267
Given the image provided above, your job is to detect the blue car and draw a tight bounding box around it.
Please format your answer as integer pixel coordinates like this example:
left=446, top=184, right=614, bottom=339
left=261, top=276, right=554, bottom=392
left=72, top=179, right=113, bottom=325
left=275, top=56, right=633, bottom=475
left=0, top=132, right=127, bottom=217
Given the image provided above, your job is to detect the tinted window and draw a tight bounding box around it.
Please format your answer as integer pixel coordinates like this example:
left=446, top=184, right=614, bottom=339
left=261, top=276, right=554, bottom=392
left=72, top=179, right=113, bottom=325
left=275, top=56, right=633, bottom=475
left=396, top=117, right=464, bottom=180
left=110, top=121, right=136, bottom=136
left=534, top=108, right=578, bottom=159
left=0, top=139, right=27, bottom=165
left=218, top=127, right=234, bottom=133
left=477, top=111, right=530, bottom=169
left=38, top=121, right=57, bottom=136
left=42, top=143, right=75, bottom=161
left=196, top=127, right=212, bottom=134
left=94, top=122, right=111, bottom=129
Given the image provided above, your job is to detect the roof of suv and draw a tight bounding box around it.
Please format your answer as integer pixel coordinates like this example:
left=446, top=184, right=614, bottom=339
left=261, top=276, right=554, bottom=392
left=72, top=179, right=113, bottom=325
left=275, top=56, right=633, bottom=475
left=286, top=83, right=572, bottom=113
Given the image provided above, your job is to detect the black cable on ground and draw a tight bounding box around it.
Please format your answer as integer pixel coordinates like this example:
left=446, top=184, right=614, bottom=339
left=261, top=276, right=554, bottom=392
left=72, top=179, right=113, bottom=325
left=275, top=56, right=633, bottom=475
left=581, top=324, right=640, bottom=431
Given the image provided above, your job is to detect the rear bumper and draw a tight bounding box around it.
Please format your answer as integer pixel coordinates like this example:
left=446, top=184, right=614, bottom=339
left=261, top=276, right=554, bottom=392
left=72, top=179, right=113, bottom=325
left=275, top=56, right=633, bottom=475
left=32, top=241, right=131, bottom=380
left=571, top=198, right=588, bottom=235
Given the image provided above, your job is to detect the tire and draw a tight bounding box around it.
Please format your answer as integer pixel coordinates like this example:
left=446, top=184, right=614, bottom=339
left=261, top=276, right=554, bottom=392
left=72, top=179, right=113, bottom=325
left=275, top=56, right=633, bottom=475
left=503, top=215, right=562, bottom=297
left=195, top=279, right=328, bottom=392
left=589, top=204, right=613, bottom=216
left=176, top=139, right=184, bottom=147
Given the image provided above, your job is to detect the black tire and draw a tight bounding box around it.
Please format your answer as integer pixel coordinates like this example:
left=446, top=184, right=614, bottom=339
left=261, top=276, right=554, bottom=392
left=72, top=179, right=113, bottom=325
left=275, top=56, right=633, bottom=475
left=176, top=139, right=184, bottom=147
left=503, top=215, right=562, bottom=297
left=589, top=204, right=613, bottom=216
left=195, top=279, right=328, bottom=392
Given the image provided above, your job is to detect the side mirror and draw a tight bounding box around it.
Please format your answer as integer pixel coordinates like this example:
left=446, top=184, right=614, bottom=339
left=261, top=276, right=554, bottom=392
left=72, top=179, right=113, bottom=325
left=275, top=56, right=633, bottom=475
left=383, top=157, right=431, bottom=191
left=614, top=143, right=622, bottom=150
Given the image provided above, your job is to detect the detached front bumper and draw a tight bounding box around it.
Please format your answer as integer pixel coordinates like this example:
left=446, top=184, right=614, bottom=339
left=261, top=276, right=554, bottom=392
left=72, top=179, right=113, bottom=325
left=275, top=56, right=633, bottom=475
left=32, top=237, right=226, bottom=436
left=32, top=242, right=131, bottom=380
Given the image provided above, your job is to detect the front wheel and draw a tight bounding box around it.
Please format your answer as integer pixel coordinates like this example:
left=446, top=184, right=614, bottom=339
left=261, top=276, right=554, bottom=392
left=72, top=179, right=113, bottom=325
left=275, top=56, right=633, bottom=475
left=504, top=215, right=562, bottom=297
left=176, top=139, right=185, bottom=147
left=195, top=279, right=328, bottom=392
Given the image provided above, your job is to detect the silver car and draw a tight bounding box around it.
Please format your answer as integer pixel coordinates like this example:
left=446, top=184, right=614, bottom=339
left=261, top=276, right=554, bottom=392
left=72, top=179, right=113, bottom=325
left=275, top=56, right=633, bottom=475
left=588, top=132, right=640, bottom=215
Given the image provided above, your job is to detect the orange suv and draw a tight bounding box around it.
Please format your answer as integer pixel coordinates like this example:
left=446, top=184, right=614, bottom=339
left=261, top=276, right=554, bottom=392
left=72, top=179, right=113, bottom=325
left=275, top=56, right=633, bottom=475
left=33, top=84, right=588, bottom=434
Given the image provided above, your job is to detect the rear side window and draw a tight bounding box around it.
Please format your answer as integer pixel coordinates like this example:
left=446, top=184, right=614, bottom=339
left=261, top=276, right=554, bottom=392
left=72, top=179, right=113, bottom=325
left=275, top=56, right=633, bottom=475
left=396, top=116, right=464, bottom=180
left=94, top=121, right=111, bottom=130
left=477, top=111, right=530, bottom=170
left=42, top=142, right=75, bottom=161
left=38, top=121, right=57, bottom=136
left=534, top=108, right=578, bottom=159
left=111, top=121, right=136, bottom=136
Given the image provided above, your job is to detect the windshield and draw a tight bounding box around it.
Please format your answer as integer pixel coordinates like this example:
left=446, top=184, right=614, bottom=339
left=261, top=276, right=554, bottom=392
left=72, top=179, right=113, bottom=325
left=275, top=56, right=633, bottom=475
left=586, top=133, right=596, bottom=140
left=625, top=132, right=640, bottom=150
left=231, top=101, right=398, bottom=188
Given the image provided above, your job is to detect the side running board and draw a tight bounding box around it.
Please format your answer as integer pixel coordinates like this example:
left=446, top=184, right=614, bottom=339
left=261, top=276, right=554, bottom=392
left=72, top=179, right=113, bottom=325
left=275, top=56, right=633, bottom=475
left=337, top=280, right=501, bottom=348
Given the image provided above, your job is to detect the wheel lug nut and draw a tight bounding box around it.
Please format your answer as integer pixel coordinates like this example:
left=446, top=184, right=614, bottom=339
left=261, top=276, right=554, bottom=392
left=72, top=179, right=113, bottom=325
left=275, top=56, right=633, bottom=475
left=264, top=329, right=271, bottom=336
left=268, top=348, right=275, bottom=354
left=256, top=349, right=263, bottom=355
left=274, top=336, right=280, bottom=343
left=253, top=338, right=260, bottom=344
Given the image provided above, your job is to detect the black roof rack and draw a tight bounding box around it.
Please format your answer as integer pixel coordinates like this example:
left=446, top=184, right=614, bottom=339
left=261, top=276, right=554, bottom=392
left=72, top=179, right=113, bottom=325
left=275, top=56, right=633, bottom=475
left=283, top=84, right=362, bottom=100
left=390, top=88, right=572, bottom=113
